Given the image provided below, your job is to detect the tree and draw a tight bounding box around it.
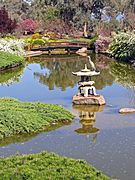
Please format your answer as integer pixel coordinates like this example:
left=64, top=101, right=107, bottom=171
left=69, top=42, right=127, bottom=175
left=0, top=0, right=30, bottom=21
left=18, top=18, right=39, bottom=34
left=0, top=6, right=16, bottom=35
left=30, top=0, right=93, bottom=31
left=91, top=0, right=104, bottom=20
left=44, top=18, right=74, bottom=35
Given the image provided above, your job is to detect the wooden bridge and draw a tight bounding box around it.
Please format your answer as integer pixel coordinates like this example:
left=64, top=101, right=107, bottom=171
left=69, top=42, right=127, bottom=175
left=31, top=41, right=94, bottom=54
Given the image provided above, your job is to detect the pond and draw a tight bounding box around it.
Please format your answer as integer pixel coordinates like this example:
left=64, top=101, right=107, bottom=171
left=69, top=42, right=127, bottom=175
left=0, top=54, right=135, bottom=180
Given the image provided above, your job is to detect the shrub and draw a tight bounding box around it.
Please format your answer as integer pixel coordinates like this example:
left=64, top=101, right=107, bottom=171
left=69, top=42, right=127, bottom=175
left=32, top=33, right=41, bottom=39
left=96, top=36, right=111, bottom=52
left=3, top=33, right=16, bottom=40
left=25, top=37, right=46, bottom=46
left=31, top=39, right=46, bottom=45
left=109, top=32, right=135, bottom=61
left=0, top=39, right=25, bottom=56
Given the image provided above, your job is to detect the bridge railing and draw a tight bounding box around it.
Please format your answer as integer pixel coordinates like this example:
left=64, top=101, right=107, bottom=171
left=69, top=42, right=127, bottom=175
left=42, top=41, right=88, bottom=47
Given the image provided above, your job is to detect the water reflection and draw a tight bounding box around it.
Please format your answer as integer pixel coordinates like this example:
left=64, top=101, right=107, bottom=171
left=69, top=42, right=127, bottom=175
left=32, top=55, right=115, bottom=90
left=32, top=55, right=87, bottom=91
left=0, top=54, right=135, bottom=93
left=73, top=105, right=104, bottom=142
left=0, top=66, right=25, bottom=86
left=0, top=121, right=71, bottom=147
left=110, top=61, right=135, bottom=90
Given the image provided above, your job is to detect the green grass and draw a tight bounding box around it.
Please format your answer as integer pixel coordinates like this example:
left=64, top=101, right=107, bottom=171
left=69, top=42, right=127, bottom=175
left=0, top=51, right=24, bottom=70
left=0, top=151, right=109, bottom=180
left=0, top=98, right=74, bottom=139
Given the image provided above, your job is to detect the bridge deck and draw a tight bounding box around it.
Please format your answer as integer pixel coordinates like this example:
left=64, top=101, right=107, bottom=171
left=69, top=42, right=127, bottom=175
left=31, top=41, right=92, bottom=53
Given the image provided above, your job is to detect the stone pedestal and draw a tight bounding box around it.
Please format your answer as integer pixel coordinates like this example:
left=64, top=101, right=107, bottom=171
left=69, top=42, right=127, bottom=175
left=72, top=95, right=105, bottom=105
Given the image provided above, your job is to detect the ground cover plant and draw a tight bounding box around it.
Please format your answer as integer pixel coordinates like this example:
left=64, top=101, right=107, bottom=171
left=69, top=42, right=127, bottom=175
left=0, top=51, right=24, bottom=70
left=0, top=98, right=74, bottom=139
left=0, top=151, right=109, bottom=179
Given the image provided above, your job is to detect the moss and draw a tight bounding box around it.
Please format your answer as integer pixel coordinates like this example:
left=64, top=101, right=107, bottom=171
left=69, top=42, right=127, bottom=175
left=0, top=51, right=24, bottom=70
left=0, top=151, right=109, bottom=179
left=0, top=98, right=74, bottom=139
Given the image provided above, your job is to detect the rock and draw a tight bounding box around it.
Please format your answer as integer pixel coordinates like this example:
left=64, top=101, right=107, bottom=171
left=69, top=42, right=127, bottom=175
left=76, top=47, right=87, bottom=54
left=119, top=108, right=135, bottom=114
left=25, top=51, right=43, bottom=57
left=72, top=95, right=105, bottom=105
left=52, top=122, right=58, bottom=125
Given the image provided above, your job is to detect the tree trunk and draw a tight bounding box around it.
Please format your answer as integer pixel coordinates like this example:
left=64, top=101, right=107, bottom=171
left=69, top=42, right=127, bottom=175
left=84, top=22, right=88, bottom=38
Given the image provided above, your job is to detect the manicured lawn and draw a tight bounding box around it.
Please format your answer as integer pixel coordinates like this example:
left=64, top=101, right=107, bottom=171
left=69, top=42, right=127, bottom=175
left=0, top=151, right=109, bottom=179
left=0, top=51, right=24, bottom=70
left=0, top=98, right=74, bottom=139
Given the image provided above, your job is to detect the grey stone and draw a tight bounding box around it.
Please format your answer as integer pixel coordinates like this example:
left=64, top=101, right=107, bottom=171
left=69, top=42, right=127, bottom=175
left=119, top=108, right=135, bottom=114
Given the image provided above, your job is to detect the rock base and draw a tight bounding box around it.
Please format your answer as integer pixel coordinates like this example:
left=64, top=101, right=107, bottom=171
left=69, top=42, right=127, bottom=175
left=72, top=95, right=106, bottom=105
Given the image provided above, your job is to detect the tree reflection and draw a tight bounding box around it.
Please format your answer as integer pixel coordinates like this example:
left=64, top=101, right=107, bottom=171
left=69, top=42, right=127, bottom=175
left=110, top=61, right=135, bottom=90
left=33, top=55, right=115, bottom=90
left=73, top=105, right=104, bottom=143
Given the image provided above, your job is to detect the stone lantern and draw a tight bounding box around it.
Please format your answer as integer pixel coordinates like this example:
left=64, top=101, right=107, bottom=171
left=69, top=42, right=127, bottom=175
left=72, top=62, right=105, bottom=105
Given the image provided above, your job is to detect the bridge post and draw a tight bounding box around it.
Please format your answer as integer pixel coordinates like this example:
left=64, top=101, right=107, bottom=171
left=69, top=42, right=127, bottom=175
left=67, top=48, right=71, bottom=55
left=48, top=49, right=51, bottom=55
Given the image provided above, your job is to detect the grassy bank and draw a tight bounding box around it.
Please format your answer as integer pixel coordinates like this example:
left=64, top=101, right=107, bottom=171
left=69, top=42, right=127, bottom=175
left=0, top=98, right=74, bottom=139
left=0, top=151, right=109, bottom=179
left=0, top=51, right=24, bottom=70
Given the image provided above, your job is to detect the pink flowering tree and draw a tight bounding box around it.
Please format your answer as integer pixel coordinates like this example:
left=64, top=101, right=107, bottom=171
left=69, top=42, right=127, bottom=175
left=18, top=18, right=39, bottom=34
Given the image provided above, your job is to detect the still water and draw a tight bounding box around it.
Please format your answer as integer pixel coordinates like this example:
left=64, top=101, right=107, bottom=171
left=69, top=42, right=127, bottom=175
left=0, top=54, right=135, bottom=180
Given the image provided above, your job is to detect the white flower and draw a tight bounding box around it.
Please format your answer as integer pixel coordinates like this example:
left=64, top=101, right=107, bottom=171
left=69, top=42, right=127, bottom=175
left=0, top=39, right=25, bottom=56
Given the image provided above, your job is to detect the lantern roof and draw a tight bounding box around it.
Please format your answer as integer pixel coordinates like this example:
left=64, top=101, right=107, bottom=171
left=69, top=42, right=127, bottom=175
left=72, top=64, right=100, bottom=77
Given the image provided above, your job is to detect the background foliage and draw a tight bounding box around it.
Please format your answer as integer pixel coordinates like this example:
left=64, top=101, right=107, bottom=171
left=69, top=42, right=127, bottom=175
left=1, top=0, right=135, bottom=35
left=109, top=32, right=135, bottom=61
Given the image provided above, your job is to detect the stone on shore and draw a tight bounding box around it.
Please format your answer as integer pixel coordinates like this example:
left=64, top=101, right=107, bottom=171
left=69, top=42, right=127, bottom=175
left=72, top=95, right=106, bottom=105
left=25, top=51, right=43, bottom=57
left=119, top=108, right=135, bottom=114
left=76, top=47, right=87, bottom=53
